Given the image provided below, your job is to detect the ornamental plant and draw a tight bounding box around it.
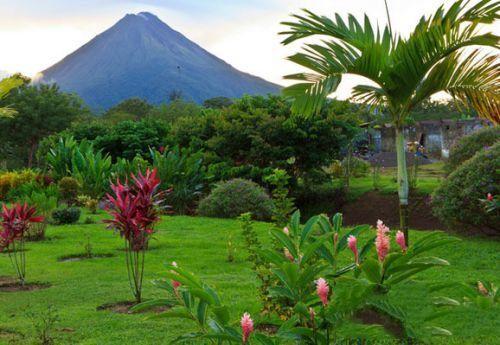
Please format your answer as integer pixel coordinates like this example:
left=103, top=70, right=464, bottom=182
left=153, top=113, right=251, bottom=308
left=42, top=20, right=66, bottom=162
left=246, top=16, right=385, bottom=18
left=0, top=203, right=44, bottom=285
left=135, top=211, right=459, bottom=344
left=104, top=168, right=164, bottom=303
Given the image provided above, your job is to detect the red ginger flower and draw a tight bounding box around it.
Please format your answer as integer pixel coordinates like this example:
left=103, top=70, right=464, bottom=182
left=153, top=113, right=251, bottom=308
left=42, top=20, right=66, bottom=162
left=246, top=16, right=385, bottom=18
left=0, top=203, right=43, bottom=250
left=241, top=312, right=254, bottom=344
left=487, top=193, right=494, bottom=201
left=316, top=277, right=329, bottom=306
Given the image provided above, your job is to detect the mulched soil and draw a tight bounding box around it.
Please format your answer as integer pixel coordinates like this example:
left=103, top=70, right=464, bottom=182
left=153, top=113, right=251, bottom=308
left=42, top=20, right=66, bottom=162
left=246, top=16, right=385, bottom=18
left=0, top=277, right=51, bottom=292
left=354, top=308, right=405, bottom=339
left=342, top=191, right=444, bottom=230
left=57, top=253, right=114, bottom=262
left=96, top=301, right=171, bottom=314
left=0, top=328, right=23, bottom=342
left=367, top=151, right=434, bottom=167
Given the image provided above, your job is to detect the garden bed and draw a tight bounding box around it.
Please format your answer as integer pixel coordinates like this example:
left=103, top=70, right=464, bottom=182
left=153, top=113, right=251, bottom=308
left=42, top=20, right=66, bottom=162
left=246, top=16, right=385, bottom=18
left=342, top=191, right=443, bottom=230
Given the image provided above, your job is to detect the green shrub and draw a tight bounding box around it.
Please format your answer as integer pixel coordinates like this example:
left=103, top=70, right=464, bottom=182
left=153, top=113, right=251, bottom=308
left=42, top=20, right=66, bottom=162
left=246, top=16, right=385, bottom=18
left=52, top=207, right=81, bottom=225
left=432, top=142, right=499, bottom=233
left=343, top=156, right=371, bottom=177
left=58, top=177, right=80, bottom=204
left=0, top=169, right=38, bottom=199
left=445, top=127, right=500, bottom=174
left=198, top=179, right=274, bottom=220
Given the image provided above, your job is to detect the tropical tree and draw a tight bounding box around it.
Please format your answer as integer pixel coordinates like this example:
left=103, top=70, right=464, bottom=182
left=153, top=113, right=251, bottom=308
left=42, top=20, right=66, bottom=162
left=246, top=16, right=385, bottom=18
left=280, top=0, right=499, bottom=242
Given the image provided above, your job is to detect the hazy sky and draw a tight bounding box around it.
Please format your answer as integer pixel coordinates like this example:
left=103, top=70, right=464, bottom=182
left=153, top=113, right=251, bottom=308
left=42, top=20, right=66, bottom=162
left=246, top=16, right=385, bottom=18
left=0, top=0, right=496, bottom=99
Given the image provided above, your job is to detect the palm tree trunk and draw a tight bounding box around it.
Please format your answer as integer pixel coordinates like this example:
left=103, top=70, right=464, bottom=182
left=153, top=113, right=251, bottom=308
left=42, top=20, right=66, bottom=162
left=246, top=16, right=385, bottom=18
left=395, top=126, right=409, bottom=245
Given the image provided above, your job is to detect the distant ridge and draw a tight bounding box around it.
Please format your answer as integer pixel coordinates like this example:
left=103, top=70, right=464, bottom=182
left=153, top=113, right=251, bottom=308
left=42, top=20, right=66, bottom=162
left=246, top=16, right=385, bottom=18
left=38, top=12, right=281, bottom=110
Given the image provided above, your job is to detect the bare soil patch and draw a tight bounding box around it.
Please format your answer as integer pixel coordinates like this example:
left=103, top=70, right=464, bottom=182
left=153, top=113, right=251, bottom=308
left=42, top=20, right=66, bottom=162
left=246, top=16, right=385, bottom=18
left=342, top=191, right=444, bottom=230
left=354, top=308, right=405, bottom=339
left=58, top=253, right=114, bottom=262
left=0, top=328, right=23, bottom=342
left=0, top=280, right=51, bottom=292
left=96, top=301, right=171, bottom=314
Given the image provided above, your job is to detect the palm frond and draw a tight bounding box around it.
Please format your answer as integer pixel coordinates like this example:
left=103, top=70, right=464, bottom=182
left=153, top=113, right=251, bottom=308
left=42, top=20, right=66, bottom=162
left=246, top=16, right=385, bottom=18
left=0, top=76, right=23, bottom=100
left=0, top=107, right=17, bottom=118
left=413, top=50, right=499, bottom=123
left=351, top=85, right=387, bottom=110
left=282, top=74, right=341, bottom=115
left=389, top=0, right=499, bottom=102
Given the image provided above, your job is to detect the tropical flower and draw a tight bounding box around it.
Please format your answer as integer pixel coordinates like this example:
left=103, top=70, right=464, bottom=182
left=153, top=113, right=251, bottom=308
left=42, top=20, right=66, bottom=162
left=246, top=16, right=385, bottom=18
left=375, top=220, right=390, bottom=262
left=487, top=193, right=494, bottom=201
left=241, top=312, right=254, bottom=344
left=283, top=226, right=290, bottom=235
left=347, top=235, right=359, bottom=264
left=316, top=278, right=329, bottom=306
left=396, top=231, right=407, bottom=252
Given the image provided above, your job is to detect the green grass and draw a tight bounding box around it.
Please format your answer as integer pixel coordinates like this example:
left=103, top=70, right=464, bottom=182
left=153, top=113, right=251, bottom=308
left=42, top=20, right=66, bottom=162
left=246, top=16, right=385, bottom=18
left=1, top=212, right=499, bottom=344
left=337, top=162, right=445, bottom=201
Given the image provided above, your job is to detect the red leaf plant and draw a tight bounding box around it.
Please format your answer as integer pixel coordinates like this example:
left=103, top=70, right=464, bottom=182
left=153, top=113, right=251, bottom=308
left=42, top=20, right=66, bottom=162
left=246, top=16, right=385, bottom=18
left=104, top=168, right=164, bottom=303
left=0, top=203, right=44, bottom=286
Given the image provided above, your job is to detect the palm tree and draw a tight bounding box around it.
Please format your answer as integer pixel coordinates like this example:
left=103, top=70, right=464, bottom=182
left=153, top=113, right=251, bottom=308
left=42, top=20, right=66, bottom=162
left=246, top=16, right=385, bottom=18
left=0, top=75, right=24, bottom=117
left=280, top=0, right=499, bottom=243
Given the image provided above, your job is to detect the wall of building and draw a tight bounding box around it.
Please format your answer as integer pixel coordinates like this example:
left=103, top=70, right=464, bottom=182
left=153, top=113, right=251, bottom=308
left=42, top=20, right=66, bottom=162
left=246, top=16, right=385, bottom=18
left=377, top=119, right=489, bottom=159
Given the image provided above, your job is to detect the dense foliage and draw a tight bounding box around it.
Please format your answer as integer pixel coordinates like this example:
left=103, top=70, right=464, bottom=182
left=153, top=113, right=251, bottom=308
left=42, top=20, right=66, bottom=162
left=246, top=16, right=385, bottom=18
left=445, top=126, right=500, bottom=174
left=198, top=179, right=274, bottom=220
left=433, top=142, right=500, bottom=233
left=0, top=83, right=88, bottom=167
left=172, top=95, right=356, bottom=183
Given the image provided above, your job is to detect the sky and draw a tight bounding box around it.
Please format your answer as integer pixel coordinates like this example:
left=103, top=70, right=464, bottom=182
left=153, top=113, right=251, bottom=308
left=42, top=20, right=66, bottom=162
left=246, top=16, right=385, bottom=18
left=0, top=0, right=497, bottom=99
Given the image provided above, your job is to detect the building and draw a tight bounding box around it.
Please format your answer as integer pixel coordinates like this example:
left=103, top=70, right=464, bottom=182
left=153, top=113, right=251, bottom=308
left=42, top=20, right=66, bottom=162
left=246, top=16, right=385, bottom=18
left=376, top=118, right=489, bottom=159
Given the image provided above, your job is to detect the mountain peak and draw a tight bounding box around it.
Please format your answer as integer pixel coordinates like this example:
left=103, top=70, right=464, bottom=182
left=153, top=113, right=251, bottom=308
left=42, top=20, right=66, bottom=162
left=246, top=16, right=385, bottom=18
left=39, top=12, right=280, bottom=110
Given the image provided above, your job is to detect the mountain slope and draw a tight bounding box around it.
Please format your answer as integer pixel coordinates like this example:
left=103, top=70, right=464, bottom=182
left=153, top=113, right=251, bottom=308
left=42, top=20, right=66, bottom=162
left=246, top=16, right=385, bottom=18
left=38, top=12, right=281, bottom=110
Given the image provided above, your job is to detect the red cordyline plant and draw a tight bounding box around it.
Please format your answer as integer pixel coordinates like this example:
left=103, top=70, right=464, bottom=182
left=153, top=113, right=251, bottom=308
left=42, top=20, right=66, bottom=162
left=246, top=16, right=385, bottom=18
left=0, top=203, right=44, bottom=286
left=104, top=168, right=164, bottom=303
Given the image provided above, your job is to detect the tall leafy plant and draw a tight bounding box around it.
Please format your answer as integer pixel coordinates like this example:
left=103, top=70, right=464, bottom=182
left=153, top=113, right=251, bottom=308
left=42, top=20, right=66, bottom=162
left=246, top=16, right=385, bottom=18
left=150, top=146, right=207, bottom=214
left=71, top=148, right=112, bottom=199
left=104, top=169, right=163, bottom=303
left=280, top=0, right=499, bottom=243
left=0, top=203, right=43, bottom=285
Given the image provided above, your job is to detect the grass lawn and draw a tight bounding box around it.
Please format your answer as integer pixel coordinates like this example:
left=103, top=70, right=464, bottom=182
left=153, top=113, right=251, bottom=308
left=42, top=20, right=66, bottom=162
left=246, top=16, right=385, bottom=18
left=0, top=211, right=499, bottom=344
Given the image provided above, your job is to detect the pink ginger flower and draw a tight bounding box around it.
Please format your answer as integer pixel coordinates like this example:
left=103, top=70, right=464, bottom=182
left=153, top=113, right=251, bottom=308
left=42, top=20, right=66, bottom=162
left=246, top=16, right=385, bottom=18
left=396, top=231, right=407, bottom=252
left=347, top=235, right=359, bottom=265
left=171, top=261, right=181, bottom=290
left=487, top=193, right=494, bottom=201
left=241, top=312, right=254, bottom=344
left=375, top=220, right=390, bottom=262
left=283, top=226, right=290, bottom=235
left=284, top=248, right=294, bottom=262
left=316, top=278, right=329, bottom=306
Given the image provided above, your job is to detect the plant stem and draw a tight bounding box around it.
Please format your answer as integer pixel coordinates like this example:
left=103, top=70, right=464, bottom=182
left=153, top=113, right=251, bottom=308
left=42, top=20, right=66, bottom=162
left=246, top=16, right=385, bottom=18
left=395, top=126, right=409, bottom=245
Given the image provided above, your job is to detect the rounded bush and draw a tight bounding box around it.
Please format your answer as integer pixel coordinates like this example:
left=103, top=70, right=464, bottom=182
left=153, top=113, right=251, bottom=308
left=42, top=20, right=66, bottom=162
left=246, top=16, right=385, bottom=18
left=445, top=126, right=500, bottom=174
left=52, top=207, right=81, bottom=225
left=198, top=179, right=274, bottom=220
left=58, top=177, right=80, bottom=204
left=432, top=142, right=499, bottom=233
